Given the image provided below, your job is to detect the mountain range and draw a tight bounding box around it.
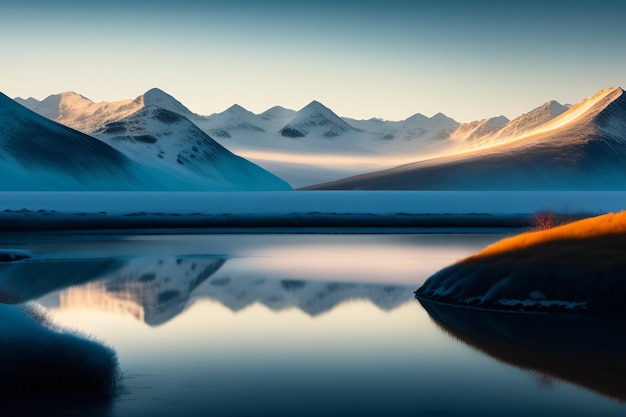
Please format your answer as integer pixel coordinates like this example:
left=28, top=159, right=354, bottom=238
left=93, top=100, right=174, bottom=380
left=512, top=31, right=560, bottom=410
left=12, top=85, right=626, bottom=189
left=309, top=87, right=626, bottom=190
left=3, top=91, right=289, bottom=191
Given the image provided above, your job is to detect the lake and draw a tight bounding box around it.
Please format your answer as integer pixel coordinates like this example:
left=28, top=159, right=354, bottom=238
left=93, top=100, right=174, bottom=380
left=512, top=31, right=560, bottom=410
left=1, top=232, right=625, bottom=416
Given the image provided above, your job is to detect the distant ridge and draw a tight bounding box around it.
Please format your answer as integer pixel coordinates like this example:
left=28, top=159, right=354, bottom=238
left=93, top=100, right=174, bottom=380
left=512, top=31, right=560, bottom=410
left=279, top=100, right=356, bottom=138
left=307, top=87, right=626, bottom=190
left=17, top=86, right=626, bottom=189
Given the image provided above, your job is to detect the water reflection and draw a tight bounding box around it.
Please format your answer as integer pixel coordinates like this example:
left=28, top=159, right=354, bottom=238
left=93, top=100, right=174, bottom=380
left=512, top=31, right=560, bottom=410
left=0, top=249, right=418, bottom=326
left=418, top=298, right=626, bottom=402
left=57, top=256, right=414, bottom=325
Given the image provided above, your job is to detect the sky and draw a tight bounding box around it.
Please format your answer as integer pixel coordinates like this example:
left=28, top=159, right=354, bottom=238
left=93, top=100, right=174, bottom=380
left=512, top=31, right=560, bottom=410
left=1, top=0, right=626, bottom=122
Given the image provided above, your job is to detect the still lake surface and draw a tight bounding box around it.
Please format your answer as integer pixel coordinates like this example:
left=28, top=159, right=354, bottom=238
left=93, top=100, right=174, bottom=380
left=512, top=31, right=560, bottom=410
left=1, top=232, right=625, bottom=416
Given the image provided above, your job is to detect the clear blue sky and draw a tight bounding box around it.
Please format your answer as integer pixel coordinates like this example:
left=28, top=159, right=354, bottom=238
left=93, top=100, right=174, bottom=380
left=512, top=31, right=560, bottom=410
left=1, top=0, right=625, bottom=122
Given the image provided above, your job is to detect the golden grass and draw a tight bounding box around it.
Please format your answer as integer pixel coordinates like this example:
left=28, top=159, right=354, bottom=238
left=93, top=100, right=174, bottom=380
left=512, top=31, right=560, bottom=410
left=469, top=210, right=626, bottom=260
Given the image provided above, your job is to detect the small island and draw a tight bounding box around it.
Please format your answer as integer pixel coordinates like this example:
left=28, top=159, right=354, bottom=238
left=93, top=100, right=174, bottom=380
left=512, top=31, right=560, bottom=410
left=416, top=211, right=626, bottom=312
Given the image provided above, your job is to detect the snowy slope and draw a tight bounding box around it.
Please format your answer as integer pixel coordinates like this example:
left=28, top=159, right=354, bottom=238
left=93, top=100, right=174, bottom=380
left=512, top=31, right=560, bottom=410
left=310, top=87, right=626, bottom=190
left=194, top=104, right=267, bottom=138
left=0, top=92, right=187, bottom=191
left=17, top=88, right=193, bottom=134
left=449, top=116, right=510, bottom=142
left=94, top=106, right=291, bottom=190
left=346, top=112, right=459, bottom=143
left=279, top=100, right=357, bottom=138
left=0, top=94, right=289, bottom=191
left=20, top=87, right=620, bottom=189
left=258, top=105, right=298, bottom=130
left=468, top=100, right=569, bottom=147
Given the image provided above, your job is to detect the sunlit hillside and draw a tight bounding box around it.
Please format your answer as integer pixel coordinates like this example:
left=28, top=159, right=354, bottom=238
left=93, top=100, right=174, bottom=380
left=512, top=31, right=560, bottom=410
left=416, top=210, right=626, bottom=312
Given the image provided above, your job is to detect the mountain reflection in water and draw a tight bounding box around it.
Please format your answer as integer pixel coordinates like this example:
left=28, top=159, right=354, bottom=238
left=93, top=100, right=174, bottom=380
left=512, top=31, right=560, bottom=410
left=0, top=254, right=415, bottom=326
left=418, top=299, right=626, bottom=402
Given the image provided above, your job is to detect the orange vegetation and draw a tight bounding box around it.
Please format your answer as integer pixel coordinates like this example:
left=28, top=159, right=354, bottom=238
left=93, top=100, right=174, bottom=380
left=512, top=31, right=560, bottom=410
left=468, top=210, right=626, bottom=260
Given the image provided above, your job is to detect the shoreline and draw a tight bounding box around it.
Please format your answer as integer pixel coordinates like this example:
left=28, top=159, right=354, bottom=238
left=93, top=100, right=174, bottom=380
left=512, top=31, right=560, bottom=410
left=1, top=190, right=621, bottom=232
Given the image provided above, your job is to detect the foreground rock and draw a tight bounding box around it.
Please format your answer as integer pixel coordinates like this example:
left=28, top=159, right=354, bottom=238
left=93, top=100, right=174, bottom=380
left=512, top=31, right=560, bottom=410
left=416, top=211, right=626, bottom=312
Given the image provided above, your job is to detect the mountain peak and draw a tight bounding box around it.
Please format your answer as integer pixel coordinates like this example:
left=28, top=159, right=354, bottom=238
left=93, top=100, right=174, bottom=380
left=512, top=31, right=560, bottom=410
left=225, top=103, right=252, bottom=115
left=280, top=100, right=354, bottom=138
left=140, top=88, right=192, bottom=116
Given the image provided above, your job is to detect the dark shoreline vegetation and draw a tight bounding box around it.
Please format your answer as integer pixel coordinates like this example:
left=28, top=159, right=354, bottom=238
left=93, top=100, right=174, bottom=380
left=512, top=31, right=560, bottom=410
left=416, top=211, right=626, bottom=313
left=0, top=211, right=585, bottom=232
left=0, top=303, right=119, bottom=399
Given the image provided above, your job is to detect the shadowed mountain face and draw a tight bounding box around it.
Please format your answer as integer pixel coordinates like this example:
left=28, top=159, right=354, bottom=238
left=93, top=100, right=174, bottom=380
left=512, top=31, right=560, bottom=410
left=280, top=100, right=356, bottom=138
left=94, top=106, right=292, bottom=190
left=309, top=88, right=626, bottom=190
left=2, top=92, right=291, bottom=191
left=0, top=92, right=168, bottom=190
left=418, top=299, right=626, bottom=402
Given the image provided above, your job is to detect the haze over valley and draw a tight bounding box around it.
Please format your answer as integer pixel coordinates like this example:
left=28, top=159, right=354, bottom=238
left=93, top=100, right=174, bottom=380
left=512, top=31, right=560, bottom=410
left=10, top=85, right=626, bottom=190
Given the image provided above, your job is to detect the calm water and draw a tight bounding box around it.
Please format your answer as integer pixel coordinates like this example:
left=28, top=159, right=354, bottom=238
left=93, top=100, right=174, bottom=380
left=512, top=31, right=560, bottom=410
left=1, top=232, right=625, bottom=416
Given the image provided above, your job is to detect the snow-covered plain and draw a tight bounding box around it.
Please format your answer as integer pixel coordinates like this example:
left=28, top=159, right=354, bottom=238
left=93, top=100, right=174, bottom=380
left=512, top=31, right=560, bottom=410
left=0, top=191, right=625, bottom=231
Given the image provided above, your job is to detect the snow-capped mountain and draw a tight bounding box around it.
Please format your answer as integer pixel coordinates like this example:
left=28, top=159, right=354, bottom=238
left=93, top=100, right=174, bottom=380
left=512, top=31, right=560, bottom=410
left=309, top=87, right=626, bottom=190
left=194, top=104, right=267, bottom=138
left=346, top=112, right=460, bottom=143
left=16, top=88, right=193, bottom=134
left=468, top=100, right=569, bottom=147
left=449, top=116, right=510, bottom=142
left=258, top=106, right=298, bottom=130
left=7, top=91, right=290, bottom=190
left=0, top=92, right=188, bottom=191
left=94, top=105, right=291, bottom=190
left=19, top=86, right=624, bottom=189
left=279, top=100, right=357, bottom=138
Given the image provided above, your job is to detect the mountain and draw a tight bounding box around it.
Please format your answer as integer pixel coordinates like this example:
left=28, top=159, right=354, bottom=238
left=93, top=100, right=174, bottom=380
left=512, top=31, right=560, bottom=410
left=449, top=116, right=509, bottom=142
left=11, top=90, right=291, bottom=190
left=346, top=112, right=460, bottom=143
left=94, top=105, right=290, bottom=190
left=468, top=100, right=569, bottom=147
left=17, top=88, right=193, bottom=134
left=0, top=93, right=290, bottom=191
left=0, top=92, right=186, bottom=191
left=308, top=87, right=626, bottom=190
left=19, top=86, right=620, bottom=189
left=194, top=104, right=267, bottom=138
left=258, top=105, right=298, bottom=128
left=279, top=100, right=356, bottom=138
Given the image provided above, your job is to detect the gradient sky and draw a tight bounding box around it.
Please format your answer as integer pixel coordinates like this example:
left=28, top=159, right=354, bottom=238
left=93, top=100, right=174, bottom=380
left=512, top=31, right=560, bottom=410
left=2, top=0, right=625, bottom=122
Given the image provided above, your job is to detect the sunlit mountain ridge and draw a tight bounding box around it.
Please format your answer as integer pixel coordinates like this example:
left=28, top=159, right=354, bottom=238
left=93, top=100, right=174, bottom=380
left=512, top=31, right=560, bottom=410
left=1, top=91, right=290, bottom=190
left=309, top=87, right=626, bottom=190
left=16, top=86, right=626, bottom=188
